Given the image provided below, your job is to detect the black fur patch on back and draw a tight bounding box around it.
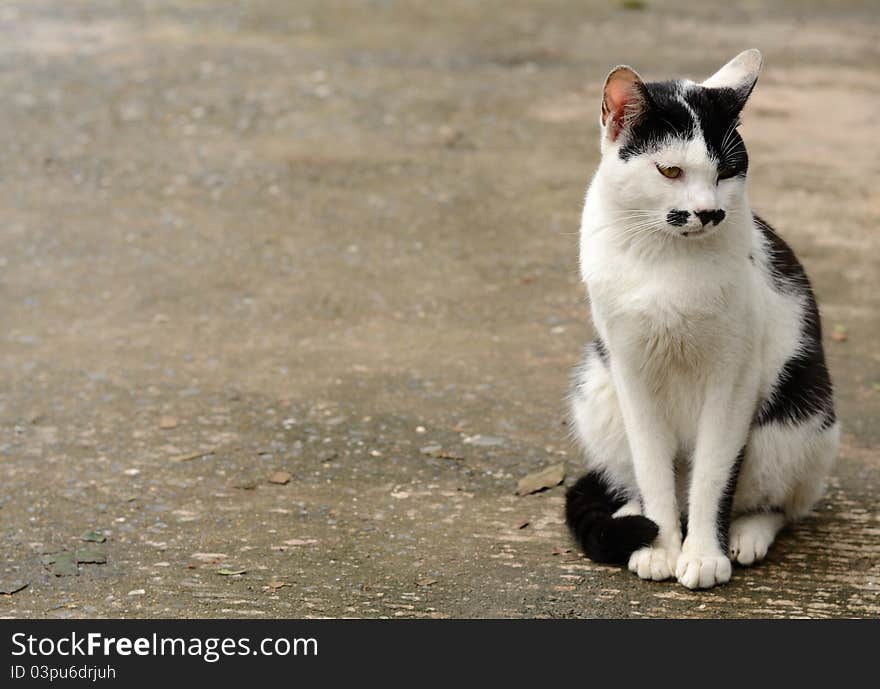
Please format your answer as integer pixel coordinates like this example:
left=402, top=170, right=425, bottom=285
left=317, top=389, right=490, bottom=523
left=565, top=472, right=658, bottom=565
left=753, top=215, right=836, bottom=428
left=618, top=80, right=750, bottom=179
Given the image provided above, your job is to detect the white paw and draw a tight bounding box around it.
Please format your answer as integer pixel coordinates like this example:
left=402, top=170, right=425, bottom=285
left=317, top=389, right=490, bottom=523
left=728, top=520, right=773, bottom=566
left=675, top=551, right=731, bottom=589
left=628, top=546, right=677, bottom=581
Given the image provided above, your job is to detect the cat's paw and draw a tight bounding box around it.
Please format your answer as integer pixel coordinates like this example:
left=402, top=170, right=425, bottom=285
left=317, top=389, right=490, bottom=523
left=675, top=551, right=732, bottom=589
left=628, top=546, right=677, bottom=581
left=728, top=516, right=777, bottom=566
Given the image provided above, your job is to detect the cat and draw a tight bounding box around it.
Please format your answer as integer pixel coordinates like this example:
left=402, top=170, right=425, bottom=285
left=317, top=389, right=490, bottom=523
left=564, top=49, right=839, bottom=589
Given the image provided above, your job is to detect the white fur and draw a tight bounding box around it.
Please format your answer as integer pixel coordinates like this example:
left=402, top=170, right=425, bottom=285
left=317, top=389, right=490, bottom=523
left=571, top=52, right=838, bottom=590
left=701, top=49, right=763, bottom=91
left=729, top=512, right=785, bottom=566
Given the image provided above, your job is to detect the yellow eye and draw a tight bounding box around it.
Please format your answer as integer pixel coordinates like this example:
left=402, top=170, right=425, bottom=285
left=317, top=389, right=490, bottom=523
left=657, top=164, right=682, bottom=179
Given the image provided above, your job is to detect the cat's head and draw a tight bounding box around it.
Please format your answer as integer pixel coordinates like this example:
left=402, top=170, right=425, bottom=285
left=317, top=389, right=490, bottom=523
left=596, top=49, right=762, bottom=240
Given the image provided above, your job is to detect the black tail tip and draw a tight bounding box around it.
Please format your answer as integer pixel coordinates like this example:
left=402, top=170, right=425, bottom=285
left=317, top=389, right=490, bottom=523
left=565, top=472, right=658, bottom=565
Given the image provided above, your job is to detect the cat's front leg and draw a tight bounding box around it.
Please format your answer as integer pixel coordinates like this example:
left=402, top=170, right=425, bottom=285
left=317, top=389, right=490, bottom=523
left=610, top=364, right=681, bottom=580
left=677, top=379, right=755, bottom=589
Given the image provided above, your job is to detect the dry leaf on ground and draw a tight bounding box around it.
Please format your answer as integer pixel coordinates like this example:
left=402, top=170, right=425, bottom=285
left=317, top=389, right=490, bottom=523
left=268, top=471, right=291, bottom=485
left=516, top=463, right=565, bottom=496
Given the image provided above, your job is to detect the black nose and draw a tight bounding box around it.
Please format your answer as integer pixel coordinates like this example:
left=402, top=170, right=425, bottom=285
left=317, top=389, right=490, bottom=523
left=694, top=209, right=726, bottom=226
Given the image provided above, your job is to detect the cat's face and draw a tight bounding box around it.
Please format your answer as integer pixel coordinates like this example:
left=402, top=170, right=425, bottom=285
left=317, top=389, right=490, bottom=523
left=597, top=50, right=762, bottom=240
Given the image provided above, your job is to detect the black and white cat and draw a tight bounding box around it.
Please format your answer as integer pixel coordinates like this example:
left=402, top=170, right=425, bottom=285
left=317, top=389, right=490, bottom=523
left=565, top=50, right=838, bottom=589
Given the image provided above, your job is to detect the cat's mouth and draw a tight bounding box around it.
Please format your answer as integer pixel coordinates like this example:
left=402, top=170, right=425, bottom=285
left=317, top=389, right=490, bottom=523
left=677, top=226, right=716, bottom=239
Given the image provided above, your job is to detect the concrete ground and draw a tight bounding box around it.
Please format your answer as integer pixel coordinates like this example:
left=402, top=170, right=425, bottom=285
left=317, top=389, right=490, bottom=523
left=0, top=0, right=878, bottom=618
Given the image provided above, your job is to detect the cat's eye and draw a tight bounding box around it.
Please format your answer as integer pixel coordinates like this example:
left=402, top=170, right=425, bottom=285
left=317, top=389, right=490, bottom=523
left=656, top=164, right=682, bottom=179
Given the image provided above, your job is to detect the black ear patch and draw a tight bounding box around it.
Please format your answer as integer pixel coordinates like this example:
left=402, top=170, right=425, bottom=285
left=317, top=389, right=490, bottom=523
left=617, top=80, right=749, bottom=179
left=618, top=81, right=695, bottom=161
left=684, top=86, right=750, bottom=176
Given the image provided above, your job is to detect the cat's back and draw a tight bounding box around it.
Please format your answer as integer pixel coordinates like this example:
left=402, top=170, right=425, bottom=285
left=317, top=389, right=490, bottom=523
left=749, top=214, right=835, bottom=424
left=751, top=214, right=815, bottom=295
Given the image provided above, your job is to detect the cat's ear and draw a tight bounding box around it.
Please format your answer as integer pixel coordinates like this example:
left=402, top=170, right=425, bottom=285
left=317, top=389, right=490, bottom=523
left=702, top=49, right=763, bottom=107
left=601, top=65, right=649, bottom=142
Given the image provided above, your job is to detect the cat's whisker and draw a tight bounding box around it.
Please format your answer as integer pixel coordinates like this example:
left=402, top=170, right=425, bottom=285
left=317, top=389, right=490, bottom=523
left=720, top=137, right=747, bottom=161
left=718, top=117, right=740, bottom=156
left=592, top=217, right=660, bottom=234
left=609, top=219, right=663, bottom=234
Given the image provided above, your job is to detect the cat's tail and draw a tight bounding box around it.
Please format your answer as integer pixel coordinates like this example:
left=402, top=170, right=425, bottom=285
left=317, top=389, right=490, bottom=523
left=565, top=472, right=658, bottom=564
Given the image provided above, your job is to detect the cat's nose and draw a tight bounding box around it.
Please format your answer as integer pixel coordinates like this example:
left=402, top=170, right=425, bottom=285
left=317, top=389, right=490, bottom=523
left=694, top=209, right=726, bottom=226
